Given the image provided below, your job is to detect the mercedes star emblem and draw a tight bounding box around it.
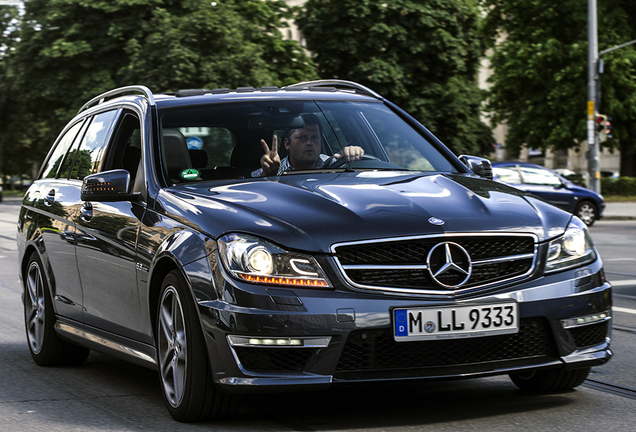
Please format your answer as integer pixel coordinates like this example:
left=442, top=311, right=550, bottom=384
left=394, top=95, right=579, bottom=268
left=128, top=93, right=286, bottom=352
left=428, top=217, right=445, bottom=226
left=427, top=242, right=472, bottom=288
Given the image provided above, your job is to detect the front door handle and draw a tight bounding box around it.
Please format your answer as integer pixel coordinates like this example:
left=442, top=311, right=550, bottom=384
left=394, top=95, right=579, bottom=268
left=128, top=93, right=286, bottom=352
left=80, top=201, right=93, bottom=222
left=44, top=189, right=55, bottom=206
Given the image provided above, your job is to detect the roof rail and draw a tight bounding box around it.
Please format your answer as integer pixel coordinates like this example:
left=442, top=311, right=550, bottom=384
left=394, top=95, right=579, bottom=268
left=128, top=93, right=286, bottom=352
left=284, top=80, right=383, bottom=99
left=77, top=85, right=155, bottom=114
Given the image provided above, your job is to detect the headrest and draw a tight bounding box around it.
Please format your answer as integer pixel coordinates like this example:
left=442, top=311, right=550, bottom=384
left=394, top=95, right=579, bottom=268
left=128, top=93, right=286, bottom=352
left=189, top=150, right=208, bottom=169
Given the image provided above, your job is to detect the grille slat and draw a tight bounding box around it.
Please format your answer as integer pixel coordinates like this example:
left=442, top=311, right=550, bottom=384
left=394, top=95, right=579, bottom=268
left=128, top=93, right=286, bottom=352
left=334, top=234, right=536, bottom=294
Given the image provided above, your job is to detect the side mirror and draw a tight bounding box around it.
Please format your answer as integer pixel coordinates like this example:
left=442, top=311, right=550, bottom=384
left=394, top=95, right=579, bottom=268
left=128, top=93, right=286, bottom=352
left=459, top=155, right=493, bottom=180
left=81, top=169, right=139, bottom=202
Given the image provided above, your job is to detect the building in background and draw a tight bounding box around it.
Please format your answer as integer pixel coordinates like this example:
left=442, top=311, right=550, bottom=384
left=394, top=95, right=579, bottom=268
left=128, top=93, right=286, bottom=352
left=282, top=0, right=306, bottom=49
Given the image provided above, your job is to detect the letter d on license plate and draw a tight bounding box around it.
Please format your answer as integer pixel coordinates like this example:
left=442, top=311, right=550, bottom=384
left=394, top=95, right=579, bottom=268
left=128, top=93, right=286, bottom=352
left=393, top=302, right=519, bottom=341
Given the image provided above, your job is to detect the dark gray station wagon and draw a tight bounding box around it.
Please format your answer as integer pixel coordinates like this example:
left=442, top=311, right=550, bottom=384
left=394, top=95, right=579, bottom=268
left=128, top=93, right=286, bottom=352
left=17, top=81, right=612, bottom=422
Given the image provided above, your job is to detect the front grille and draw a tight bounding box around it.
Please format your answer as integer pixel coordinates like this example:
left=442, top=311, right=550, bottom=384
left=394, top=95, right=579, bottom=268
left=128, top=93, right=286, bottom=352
left=333, top=234, right=536, bottom=295
left=234, top=347, right=314, bottom=372
left=335, top=318, right=557, bottom=375
left=569, top=321, right=609, bottom=348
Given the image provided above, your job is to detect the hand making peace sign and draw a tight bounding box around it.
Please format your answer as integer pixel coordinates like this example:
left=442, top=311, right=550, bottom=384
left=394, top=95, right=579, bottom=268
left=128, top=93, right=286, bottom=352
left=259, top=135, right=281, bottom=177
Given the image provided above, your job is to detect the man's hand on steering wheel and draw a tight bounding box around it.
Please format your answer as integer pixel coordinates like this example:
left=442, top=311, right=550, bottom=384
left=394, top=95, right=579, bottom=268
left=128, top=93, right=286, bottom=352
left=334, top=145, right=364, bottom=163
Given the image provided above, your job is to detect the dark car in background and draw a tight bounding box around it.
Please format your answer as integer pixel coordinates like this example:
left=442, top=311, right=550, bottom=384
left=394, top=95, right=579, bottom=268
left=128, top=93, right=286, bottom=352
left=17, top=81, right=612, bottom=422
left=493, top=162, right=605, bottom=226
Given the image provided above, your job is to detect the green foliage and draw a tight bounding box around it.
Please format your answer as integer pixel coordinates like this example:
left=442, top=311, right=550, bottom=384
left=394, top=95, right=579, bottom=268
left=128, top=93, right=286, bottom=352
left=297, top=0, right=495, bottom=156
left=601, top=177, right=636, bottom=196
left=0, top=5, right=28, bottom=179
left=482, top=0, right=636, bottom=174
left=0, top=0, right=318, bottom=176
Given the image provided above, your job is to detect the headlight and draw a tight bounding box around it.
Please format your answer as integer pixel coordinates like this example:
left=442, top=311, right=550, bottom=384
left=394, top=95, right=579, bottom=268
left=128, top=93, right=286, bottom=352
left=545, top=218, right=596, bottom=273
left=218, top=234, right=332, bottom=288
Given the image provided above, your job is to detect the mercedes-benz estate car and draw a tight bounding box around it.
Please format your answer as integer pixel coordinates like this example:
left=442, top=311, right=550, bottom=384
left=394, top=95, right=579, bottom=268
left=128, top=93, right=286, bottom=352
left=17, top=81, right=612, bottom=422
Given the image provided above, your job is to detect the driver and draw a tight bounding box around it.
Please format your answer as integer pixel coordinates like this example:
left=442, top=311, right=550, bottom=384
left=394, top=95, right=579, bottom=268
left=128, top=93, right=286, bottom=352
left=252, top=113, right=364, bottom=177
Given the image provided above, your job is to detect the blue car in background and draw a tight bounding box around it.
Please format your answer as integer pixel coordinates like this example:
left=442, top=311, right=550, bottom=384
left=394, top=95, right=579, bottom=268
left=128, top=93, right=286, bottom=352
left=492, top=162, right=605, bottom=226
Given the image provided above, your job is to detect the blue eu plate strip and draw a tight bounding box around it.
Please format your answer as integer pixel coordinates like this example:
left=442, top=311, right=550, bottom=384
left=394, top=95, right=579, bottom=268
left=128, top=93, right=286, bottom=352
left=394, top=309, right=408, bottom=337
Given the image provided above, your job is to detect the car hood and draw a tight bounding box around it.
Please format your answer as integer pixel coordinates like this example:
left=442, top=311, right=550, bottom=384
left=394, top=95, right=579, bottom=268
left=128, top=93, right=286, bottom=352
left=164, top=172, right=571, bottom=253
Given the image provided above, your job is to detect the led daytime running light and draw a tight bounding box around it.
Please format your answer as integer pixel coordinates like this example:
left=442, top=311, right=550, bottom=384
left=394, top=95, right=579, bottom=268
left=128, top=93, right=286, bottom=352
left=248, top=338, right=303, bottom=346
left=239, top=273, right=329, bottom=287
left=227, top=335, right=332, bottom=348
left=561, top=311, right=610, bottom=329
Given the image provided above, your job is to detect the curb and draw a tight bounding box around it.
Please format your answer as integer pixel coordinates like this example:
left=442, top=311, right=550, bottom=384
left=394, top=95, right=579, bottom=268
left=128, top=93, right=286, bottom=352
left=602, top=216, right=636, bottom=221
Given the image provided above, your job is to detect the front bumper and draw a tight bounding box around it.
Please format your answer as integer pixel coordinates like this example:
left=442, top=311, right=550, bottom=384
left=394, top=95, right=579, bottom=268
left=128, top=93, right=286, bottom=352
left=198, top=261, right=612, bottom=394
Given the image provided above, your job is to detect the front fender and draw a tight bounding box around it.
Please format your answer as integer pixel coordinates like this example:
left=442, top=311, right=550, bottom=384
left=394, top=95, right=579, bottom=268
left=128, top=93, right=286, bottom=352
left=147, top=229, right=218, bottom=315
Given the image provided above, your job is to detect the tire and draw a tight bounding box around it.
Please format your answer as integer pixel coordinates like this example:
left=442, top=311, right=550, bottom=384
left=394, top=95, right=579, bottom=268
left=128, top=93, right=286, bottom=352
left=156, top=270, right=235, bottom=422
left=509, top=367, right=590, bottom=392
left=575, top=201, right=597, bottom=226
left=24, top=252, right=90, bottom=366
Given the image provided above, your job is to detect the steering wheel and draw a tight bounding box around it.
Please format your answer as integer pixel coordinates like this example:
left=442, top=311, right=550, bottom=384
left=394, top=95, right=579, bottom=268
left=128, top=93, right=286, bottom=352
left=324, top=154, right=380, bottom=168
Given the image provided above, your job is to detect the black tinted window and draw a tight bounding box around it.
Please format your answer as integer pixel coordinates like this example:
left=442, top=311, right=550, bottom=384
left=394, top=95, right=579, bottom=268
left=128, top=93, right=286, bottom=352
left=41, top=121, right=85, bottom=179
left=69, top=110, right=118, bottom=180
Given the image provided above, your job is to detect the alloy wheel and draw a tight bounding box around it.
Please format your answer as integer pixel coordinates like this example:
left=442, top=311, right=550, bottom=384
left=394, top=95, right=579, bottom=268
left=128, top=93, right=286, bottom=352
left=25, top=260, right=46, bottom=355
left=158, top=285, right=188, bottom=408
left=577, top=202, right=596, bottom=226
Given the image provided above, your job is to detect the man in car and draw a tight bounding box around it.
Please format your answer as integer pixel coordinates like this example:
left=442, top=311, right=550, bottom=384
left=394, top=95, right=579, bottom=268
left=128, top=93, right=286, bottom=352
left=253, top=113, right=364, bottom=177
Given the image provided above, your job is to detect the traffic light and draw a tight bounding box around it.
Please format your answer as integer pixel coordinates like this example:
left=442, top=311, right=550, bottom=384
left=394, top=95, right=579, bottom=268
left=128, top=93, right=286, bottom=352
left=605, top=117, right=612, bottom=138
left=596, top=114, right=609, bottom=142
left=596, top=114, right=607, bottom=132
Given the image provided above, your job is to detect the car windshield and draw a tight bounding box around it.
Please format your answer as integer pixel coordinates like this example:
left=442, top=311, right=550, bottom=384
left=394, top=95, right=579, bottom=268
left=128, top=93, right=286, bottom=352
left=158, top=100, right=457, bottom=184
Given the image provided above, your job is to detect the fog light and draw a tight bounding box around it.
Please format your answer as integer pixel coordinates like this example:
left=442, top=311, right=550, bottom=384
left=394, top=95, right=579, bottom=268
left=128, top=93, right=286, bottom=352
left=561, top=310, right=611, bottom=329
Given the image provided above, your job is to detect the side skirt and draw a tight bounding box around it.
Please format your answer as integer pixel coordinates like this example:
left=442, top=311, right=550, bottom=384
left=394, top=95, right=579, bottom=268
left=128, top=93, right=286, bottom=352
left=54, top=318, right=157, bottom=370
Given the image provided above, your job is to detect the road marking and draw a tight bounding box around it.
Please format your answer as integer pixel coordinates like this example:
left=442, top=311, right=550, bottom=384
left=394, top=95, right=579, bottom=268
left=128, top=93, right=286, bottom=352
left=610, top=280, right=636, bottom=287
left=613, top=306, right=636, bottom=315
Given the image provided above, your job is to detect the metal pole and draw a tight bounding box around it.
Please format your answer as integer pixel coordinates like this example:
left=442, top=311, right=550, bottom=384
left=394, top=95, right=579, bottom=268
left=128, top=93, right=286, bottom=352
left=587, top=0, right=601, bottom=193
left=600, top=39, right=636, bottom=56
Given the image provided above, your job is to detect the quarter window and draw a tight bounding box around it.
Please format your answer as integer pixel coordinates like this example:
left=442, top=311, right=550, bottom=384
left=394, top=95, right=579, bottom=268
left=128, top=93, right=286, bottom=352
left=40, top=121, right=85, bottom=179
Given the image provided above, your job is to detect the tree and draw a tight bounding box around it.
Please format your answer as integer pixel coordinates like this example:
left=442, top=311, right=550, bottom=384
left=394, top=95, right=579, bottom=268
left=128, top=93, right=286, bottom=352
left=0, top=4, right=24, bottom=184
left=1, top=0, right=318, bottom=174
left=297, top=0, right=495, bottom=156
left=483, top=0, right=636, bottom=175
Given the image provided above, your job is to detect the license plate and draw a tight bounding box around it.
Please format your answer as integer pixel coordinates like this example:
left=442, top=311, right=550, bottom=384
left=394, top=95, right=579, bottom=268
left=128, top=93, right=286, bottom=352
left=393, top=302, right=519, bottom=341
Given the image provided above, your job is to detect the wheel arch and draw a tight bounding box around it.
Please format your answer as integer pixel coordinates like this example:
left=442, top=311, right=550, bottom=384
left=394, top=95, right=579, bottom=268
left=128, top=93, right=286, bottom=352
left=148, top=255, right=180, bottom=340
left=20, top=241, right=55, bottom=306
left=146, top=229, right=217, bottom=341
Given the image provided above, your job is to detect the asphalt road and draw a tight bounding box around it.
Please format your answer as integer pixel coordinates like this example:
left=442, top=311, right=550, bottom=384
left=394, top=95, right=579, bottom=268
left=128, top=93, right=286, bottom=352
left=1, top=198, right=635, bottom=431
